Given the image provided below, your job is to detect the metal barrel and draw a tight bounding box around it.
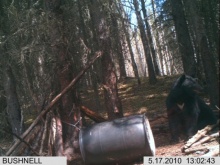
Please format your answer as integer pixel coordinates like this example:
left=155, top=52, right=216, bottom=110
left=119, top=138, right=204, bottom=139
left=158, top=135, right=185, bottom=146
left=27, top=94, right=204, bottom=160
left=79, top=114, right=156, bottom=165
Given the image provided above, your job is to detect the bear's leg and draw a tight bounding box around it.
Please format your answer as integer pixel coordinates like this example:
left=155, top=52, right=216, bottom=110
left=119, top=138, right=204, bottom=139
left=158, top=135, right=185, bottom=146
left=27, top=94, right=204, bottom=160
left=184, top=113, right=198, bottom=138
left=197, top=97, right=217, bottom=129
left=168, top=113, right=181, bottom=142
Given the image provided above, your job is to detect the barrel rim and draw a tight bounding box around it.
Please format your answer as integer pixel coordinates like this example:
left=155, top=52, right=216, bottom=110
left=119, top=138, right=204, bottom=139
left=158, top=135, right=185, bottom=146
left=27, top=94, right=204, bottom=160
left=79, top=114, right=156, bottom=164
left=143, top=114, right=156, bottom=156
left=79, top=129, right=86, bottom=162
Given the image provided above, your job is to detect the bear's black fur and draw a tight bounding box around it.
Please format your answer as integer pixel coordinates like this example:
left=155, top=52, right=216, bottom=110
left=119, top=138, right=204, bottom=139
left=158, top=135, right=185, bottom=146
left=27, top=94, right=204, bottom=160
left=166, top=74, right=217, bottom=142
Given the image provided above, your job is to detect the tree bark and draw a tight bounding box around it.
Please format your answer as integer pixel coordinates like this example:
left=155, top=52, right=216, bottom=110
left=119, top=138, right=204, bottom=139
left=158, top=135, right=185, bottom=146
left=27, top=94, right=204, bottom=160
left=133, top=0, right=157, bottom=84
left=134, top=30, right=146, bottom=77
left=109, top=1, right=127, bottom=79
left=116, top=2, right=141, bottom=84
left=204, top=0, right=219, bottom=57
left=44, top=0, right=94, bottom=161
left=90, top=0, right=123, bottom=120
left=78, top=0, right=102, bottom=111
left=200, top=37, right=219, bottom=108
left=151, top=0, right=164, bottom=75
left=140, top=0, right=160, bottom=76
left=184, top=0, right=219, bottom=108
left=4, top=66, right=23, bottom=140
left=170, top=0, right=196, bottom=75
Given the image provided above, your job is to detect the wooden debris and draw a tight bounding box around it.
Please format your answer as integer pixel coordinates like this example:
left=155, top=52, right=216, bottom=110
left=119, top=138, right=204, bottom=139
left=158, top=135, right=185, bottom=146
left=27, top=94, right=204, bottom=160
left=184, top=147, right=209, bottom=155
left=6, top=51, right=102, bottom=156
left=191, top=132, right=219, bottom=147
left=3, top=128, right=39, bottom=156
left=182, top=120, right=219, bottom=151
left=80, top=106, right=106, bottom=123
left=181, top=119, right=219, bottom=156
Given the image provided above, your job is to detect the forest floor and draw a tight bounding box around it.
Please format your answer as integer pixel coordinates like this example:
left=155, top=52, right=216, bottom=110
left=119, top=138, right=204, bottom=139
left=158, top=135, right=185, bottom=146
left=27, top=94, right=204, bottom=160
left=0, top=74, right=219, bottom=163
left=81, top=74, right=219, bottom=160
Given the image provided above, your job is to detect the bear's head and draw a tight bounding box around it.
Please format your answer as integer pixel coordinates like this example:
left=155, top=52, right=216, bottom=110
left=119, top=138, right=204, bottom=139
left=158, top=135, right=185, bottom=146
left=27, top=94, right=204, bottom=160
left=172, top=74, right=203, bottom=95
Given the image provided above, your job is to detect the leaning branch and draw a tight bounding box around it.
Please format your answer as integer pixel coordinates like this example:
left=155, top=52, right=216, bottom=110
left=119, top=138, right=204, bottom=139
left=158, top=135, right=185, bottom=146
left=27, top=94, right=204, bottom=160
left=3, top=129, right=39, bottom=156
left=6, top=51, right=102, bottom=156
left=80, top=106, right=106, bottom=123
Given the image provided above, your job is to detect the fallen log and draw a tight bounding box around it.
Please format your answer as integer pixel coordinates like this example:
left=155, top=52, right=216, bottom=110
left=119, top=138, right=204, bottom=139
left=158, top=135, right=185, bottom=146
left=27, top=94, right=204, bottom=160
left=6, top=51, right=102, bottom=156
left=182, top=119, right=219, bottom=152
left=184, top=147, right=209, bottom=155
left=191, top=132, right=219, bottom=147
left=80, top=106, right=106, bottom=123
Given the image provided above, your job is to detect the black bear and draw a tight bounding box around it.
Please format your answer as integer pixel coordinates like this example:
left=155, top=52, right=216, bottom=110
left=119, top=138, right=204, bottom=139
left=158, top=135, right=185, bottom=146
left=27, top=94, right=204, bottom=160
left=166, top=74, right=217, bottom=142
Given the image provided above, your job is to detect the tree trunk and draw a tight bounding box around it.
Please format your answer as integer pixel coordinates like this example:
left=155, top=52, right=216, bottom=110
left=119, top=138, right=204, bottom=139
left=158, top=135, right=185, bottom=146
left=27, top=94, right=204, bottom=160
left=23, top=55, right=42, bottom=113
left=123, top=25, right=141, bottom=85
left=4, top=66, right=23, bottom=140
left=117, top=2, right=141, bottom=84
left=134, top=30, right=146, bottom=77
left=184, top=0, right=219, bottom=108
left=101, top=40, right=123, bottom=120
left=151, top=0, right=164, bottom=76
left=170, top=0, right=196, bottom=75
left=140, top=0, right=160, bottom=76
left=45, top=0, right=81, bottom=161
left=200, top=37, right=219, bottom=108
left=204, top=0, right=219, bottom=58
left=78, top=0, right=102, bottom=111
left=89, top=0, right=123, bottom=120
left=109, top=4, right=127, bottom=79
left=133, top=0, right=157, bottom=84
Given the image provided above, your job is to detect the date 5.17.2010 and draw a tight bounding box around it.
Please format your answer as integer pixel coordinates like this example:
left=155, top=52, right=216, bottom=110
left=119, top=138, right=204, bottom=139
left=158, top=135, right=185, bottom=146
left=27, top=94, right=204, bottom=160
left=144, top=157, right=217, bottom=165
